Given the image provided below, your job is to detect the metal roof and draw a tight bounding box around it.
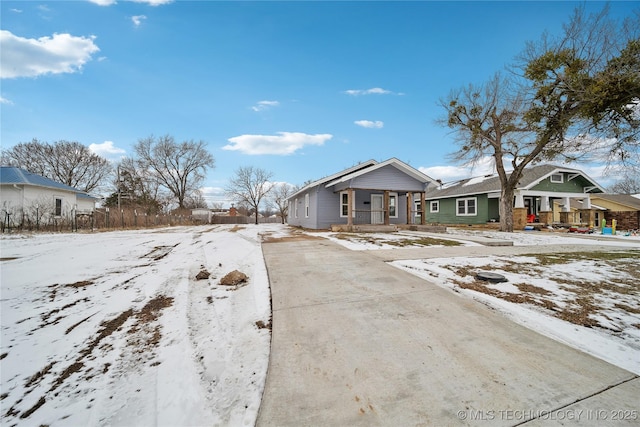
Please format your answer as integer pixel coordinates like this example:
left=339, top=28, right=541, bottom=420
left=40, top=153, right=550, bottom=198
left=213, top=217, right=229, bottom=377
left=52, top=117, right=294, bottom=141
left=1, top=166, right=87, bottom=194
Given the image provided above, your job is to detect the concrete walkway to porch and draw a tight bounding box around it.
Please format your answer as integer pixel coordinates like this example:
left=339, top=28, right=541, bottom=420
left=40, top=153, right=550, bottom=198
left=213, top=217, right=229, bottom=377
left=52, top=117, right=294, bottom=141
left=256, top=238, right=639, bottom=426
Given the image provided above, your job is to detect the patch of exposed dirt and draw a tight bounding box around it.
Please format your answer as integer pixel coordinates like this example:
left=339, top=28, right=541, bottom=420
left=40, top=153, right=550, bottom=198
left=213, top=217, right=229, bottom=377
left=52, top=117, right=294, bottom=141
left=141, top=244, right=179, bottom=261
left=9, top=295, right=175, bottom=420
left=261, top=234, right=323, bottom=243
left=228, top=225, right=245, bottom=233
left=66, top=280, right=94, bottom=289
left=0, top=257, right=19, bottom=261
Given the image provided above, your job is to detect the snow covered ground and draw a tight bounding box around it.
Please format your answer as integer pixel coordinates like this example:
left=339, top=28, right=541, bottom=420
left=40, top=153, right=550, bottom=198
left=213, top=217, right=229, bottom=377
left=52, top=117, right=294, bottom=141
left=1, top=224, right=280, bottom=427
left=2, top=224, right=639, bottom=426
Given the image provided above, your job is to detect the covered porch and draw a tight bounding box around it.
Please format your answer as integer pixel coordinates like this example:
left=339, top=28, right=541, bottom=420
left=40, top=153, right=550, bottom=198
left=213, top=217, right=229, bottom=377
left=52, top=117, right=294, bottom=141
left=510, top=191, right=600, bottom=228
left=332, top=188, right=428, bottom=230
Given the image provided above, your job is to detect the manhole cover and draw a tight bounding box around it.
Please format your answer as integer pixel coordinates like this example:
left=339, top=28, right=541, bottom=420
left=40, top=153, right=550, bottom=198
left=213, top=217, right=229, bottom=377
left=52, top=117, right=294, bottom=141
left=476, top=272, right=508, bottom=283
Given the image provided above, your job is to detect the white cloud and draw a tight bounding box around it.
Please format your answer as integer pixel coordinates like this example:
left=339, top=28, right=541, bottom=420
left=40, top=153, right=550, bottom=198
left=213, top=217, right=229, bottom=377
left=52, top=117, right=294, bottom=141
left=88, top=0, right=117, bottom=5
left=251, top=100, right=279, bottom=112
left=131, top=0, right=173, bottom=5
left=343, top=87, right=403, bottom=96
left=354, top=120, right=384, bottom=129
left=10, top=8, right=22, bottom=13
left=0, top=30, right=100, bottom=79
left=131, top=15, right=147, bottom=27
left=419, top=157, right=498, bottom=182
left=223, top=132, right=332, bottom=155
left=0, top=96, right=13, bottom=105
left=89, top=141, right=126, bottom=159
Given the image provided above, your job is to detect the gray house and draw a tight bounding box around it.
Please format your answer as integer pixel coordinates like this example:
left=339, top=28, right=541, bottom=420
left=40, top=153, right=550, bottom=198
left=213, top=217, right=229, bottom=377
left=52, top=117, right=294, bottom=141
left=287, top=158, right=439, bottom=230
left=425, top=164, right=605, bottom=227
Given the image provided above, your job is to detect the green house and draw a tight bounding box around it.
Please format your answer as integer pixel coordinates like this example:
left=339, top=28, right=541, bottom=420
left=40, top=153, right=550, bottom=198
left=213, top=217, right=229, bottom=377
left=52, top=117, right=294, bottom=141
left=425, top=164, right=605, bottom=226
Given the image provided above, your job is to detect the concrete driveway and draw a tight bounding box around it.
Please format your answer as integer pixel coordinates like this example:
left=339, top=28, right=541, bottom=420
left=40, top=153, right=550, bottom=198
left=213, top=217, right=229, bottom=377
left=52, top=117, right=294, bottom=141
left=256, top=238, right=639, bottom=426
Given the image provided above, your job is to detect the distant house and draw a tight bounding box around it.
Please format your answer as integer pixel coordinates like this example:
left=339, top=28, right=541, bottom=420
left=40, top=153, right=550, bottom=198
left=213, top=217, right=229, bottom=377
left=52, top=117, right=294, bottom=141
left=286, top=158, right=439, bottom=230
left=0, top=166, right=97, bottom=228
left=590, top=194, right=640, bottom=230
left=425, top=164, right=605, bottom=228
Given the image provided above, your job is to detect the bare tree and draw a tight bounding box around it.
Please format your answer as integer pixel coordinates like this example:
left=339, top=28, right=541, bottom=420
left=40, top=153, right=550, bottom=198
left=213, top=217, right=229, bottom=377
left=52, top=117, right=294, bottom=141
left=268, top=182, right=298, bottom=224
left=608, top=175, right=640, bottom=194
left=225, top=166, right=275, bottom=225
left=133, top=135, right=215, bottom=209
left=439, top=6, right=639, bottom=232
left=1, top=139, right=112, bottom=194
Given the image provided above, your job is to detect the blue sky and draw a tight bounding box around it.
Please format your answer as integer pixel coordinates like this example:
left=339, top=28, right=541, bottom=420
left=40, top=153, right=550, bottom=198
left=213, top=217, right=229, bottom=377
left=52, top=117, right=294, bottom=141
left=1, top=1, right=637, bottom=206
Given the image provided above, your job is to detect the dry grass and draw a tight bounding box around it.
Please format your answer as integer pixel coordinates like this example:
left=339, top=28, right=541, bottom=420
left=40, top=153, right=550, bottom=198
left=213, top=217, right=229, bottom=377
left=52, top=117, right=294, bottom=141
left=443, top=251, right=640, bottom=331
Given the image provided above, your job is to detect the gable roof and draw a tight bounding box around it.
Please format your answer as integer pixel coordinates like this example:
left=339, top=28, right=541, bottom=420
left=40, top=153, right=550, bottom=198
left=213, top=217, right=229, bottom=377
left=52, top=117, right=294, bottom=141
left=288, top=158, right=438, bottom=201
left=1, top=166, right=86, bottom=194
left=324, top=157, right=437, bottom=188
left=287, top=159, right=379, bottom=200
left=591, top=194, right=640, bottom=210
left=426, top=164, right=605, bottom=199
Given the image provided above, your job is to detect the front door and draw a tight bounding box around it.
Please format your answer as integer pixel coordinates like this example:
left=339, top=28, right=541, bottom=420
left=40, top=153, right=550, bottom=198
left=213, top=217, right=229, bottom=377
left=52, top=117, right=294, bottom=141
left=371, top=194, right=384, bottom=224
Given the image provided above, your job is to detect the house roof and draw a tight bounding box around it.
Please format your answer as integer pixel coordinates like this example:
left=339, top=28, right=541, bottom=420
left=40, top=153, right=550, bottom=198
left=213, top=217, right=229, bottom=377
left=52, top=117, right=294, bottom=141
left=426, top=164, right=605, bottom=199
left=324, top=157, right=438, bottom=188
left=287, top=159, right=379, bottom=200
left=591, top=194, right=640, bottom=210
left=1, top=166, right=88, bottom=194
left=288, top=158, right=438, bottom=201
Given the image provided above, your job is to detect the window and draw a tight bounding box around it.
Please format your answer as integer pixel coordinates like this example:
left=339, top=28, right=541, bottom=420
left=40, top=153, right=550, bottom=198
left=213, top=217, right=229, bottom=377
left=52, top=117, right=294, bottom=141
left=389, top=193, right=398, bottom=218
left=340, top=191, right=350, bottom=217
left=304, top=194, right=309, bottom=218
left=550, top=173, right=563, bottom=183
left=456, top=197, right=477, bottom=216
left=54, top=198, right=62, bottom=216
left=430, top=200, right=440, bottom=213
left=294, top=198, right=298, bottom=218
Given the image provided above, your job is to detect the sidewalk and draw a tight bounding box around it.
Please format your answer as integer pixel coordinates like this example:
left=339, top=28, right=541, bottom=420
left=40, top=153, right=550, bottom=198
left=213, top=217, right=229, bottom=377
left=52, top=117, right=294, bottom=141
left=257, top=239, right=639, bottom=426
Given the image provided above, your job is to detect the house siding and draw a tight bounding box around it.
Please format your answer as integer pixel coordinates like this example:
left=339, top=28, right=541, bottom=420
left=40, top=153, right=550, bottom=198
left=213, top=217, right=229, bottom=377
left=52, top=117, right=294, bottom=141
left=427, top=194, right=490, bottom=224
left=332, top=165, right=426, bottom=192
left=531, top=173, right=593, bottom=193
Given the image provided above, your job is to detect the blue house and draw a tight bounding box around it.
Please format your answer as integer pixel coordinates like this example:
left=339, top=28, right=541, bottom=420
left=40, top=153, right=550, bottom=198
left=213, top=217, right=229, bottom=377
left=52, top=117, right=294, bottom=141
left=286, top=158, right=439, bottom=230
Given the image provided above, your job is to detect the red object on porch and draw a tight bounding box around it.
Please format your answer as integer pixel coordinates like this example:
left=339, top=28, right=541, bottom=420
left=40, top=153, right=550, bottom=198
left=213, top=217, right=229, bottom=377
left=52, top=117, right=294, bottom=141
left=527, top=214, right=535, bottom=223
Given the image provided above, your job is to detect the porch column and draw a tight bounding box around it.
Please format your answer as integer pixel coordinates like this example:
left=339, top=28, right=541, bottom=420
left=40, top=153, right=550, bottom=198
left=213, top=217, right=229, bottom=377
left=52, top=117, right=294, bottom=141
left=538, top=195, right=552, bottom=225
left=514, top=192, right=525, bottom=208
left=582, top=196, right=591, bottom=209
left=540, top=196, right=550, bottom=212
left=406, top=191, right=413, bottom=225
left=383, top=191, right=390, bottom=225
left=420, top=192, right=426, bottom=225
left=559, top=197, right=571, bottom=224
left=347, top=188, right=353, bottom=226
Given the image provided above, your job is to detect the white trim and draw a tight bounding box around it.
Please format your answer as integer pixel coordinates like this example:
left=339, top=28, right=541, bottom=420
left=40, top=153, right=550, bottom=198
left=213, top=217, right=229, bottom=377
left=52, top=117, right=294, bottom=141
left=430, top=200, right=440, bottom=213
left=304, top=193, right=309, bottom=218
left=550, top=173, right=564, bottom=183
left=339, top=191, right=354, bottom=218
left=389, top=192, right=398, bottom=218
left=456, top=197, right=477, bottom=216
left=294, top=198, right=298, bottom=218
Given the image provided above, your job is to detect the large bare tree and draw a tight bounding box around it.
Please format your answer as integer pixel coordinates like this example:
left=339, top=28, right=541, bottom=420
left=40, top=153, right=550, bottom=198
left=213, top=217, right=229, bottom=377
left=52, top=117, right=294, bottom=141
left=1, top=139, right=112, bottom=194
left=439, top=5, right=639, bottom=232
left=225, top=166, right=275, bottom=224
left=268, top=183, right=298, bottom=224
left=133, top=135, right=215, bottom=209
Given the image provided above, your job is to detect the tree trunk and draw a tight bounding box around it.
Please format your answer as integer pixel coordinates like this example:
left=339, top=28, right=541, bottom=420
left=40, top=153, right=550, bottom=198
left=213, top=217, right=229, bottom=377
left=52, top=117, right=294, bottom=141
left=499, top=186, right=515, bottom=232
